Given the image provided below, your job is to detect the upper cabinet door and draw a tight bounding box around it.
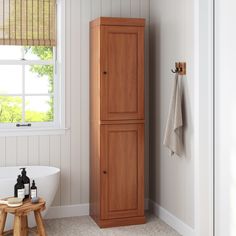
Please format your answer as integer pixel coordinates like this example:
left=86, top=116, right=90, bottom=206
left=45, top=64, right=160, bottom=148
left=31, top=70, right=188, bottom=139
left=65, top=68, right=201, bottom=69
left=100, top=26, right=144, bottom=121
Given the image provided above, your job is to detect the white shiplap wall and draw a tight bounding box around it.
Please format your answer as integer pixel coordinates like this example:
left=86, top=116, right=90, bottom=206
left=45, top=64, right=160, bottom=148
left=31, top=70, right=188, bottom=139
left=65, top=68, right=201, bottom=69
left=0, top=0, right=150, bottom=207
left=149, top=0, right=195, bottom=228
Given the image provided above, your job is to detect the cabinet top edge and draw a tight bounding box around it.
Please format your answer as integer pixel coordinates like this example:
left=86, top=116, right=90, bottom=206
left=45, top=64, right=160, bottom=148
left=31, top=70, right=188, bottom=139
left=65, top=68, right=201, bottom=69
left=90, top=17, right=146, bottom=28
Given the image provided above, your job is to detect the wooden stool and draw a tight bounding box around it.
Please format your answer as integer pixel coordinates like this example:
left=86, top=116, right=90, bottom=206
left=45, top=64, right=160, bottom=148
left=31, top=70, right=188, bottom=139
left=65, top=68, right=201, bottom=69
left=0, top=198, right=47, bottom=236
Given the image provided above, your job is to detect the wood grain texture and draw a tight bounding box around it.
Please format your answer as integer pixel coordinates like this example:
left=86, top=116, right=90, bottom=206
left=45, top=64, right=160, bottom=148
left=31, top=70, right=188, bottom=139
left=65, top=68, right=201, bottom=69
left=90, top=17, right=145, bottom=27
left=107, top=29, right=138, bottom=114
left=34, top=210, right=47, bottom=236
left=21, top=216, right=28, bottom=236
left=96, top=215, right=145, bottom=228
left=89, top=24, right=101, bottom=223
left=101, top=124, right=145, bottom=220
left=0, top=211, right=7, bottom=234
left=13, top=216, right=21, bottom=236
left=100, top=23, right=145, bottom=121
left=0, top=198, right=46, bottom=236
left=90, top=17, right=145, bottom=228
left=100, top=120, right=144, bottom=125
left=0, top=198, right=45, bottom=215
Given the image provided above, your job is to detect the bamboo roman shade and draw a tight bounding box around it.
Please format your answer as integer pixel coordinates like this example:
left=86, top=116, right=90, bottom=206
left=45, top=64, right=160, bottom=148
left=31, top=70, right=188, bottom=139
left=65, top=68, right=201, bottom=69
left=0, top=0, right=56, bottom=46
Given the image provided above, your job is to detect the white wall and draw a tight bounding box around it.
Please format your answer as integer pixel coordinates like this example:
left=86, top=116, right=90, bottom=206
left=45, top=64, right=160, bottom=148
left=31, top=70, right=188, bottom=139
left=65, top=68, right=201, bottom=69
left=197, top=0, right=214, bottom=235
left=215, top=0, right=236, bottom=235
left=0, top=0, right=150, bottom=207
left=149, top=0, right=195, bottom=229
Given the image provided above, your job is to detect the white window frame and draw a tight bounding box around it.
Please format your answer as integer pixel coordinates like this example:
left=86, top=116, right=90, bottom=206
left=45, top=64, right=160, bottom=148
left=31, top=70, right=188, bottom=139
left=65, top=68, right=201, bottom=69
left=0, top=0, right=66, bottom=136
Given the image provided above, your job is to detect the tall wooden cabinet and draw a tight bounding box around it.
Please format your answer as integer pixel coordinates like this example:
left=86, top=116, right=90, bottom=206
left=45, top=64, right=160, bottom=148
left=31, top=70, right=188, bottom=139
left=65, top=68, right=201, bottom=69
left=90, top=17, right=145, bottom=228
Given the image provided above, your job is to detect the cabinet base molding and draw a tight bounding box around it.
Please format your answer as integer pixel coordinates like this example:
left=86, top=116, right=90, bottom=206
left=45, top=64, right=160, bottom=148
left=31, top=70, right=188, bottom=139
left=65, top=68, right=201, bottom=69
left=91, top=215, right=146, bottom=228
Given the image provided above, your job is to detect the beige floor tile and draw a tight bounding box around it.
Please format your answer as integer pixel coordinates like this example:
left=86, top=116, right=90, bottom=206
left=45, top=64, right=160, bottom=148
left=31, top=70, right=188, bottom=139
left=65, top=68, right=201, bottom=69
left=44, top=214, right=180, bottom=236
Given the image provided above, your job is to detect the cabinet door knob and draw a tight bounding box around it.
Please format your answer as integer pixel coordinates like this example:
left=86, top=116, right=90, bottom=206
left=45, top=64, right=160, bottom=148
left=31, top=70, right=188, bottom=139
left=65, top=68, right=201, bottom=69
left=103, top=171, right=107, bottom=174
left=103, top=71, right=107, bottom=75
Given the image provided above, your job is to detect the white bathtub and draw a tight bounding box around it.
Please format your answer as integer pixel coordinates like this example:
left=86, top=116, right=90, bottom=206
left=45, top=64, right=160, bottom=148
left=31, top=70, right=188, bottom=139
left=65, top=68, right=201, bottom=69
left=0, top=166, right=60, bottom=230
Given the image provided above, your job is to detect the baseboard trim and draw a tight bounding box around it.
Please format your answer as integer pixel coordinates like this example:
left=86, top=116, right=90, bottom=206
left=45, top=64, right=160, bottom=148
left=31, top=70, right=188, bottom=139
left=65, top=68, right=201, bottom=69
left=149, top=200, right=195, bottom=236
left=45, top=199, right=149, bottom=220
left=46, top=199, right=195, bottom=235
left=45, top=203, right=89, bottom=219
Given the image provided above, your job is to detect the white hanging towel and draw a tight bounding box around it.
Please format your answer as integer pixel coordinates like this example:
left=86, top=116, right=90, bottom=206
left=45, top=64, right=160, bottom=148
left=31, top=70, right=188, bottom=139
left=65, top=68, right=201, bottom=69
left=163, top=74, right=183, bottom=157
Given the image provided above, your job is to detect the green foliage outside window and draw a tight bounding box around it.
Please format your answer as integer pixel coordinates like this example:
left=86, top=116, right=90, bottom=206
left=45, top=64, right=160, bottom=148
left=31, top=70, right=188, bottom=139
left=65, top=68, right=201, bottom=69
left=0, top=47, right=54, bottom=123
left=0, top=96, right=22, bottom=123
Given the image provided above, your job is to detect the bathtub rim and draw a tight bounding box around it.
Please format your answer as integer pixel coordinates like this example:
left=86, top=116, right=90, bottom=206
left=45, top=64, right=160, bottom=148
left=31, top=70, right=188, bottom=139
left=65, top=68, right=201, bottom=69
left=0, top=166, right=60, bottom=181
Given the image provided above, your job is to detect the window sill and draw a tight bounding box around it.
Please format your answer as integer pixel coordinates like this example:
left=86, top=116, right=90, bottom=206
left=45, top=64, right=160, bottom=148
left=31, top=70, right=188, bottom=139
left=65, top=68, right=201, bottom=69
left=0, top=127, right=70, bottom=137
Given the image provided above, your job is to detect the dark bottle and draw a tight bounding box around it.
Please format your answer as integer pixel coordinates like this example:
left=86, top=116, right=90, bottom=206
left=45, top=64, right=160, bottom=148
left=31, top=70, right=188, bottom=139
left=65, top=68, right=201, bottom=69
left=20, top=168, right=30, bottom=198
left=30, top=180, right=37, bottom=198
left=14, top=175, right=25, bottom=199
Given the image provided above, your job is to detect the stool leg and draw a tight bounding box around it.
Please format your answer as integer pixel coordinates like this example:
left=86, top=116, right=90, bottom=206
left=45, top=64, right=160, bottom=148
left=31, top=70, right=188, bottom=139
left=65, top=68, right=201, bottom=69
left=34, top=210, right=47, bottom=236
left=13, top=215, right=21, bottom=236
left=21, top=216, right=28, bottom=236
left=0, top=211, right=7, bottom=235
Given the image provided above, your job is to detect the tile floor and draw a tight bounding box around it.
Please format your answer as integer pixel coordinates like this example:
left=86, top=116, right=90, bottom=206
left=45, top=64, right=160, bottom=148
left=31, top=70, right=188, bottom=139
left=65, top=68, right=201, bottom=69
left=44, top=214, right=180, bottom=236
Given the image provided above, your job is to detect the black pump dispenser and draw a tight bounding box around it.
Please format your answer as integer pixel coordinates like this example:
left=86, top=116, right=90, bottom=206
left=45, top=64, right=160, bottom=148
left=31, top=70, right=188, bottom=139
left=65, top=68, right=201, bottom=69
left=20, top=167, right=30, bottom=198
left=14, top=175, right=25, bottom=199
left=31, top=180, right=37, bottom=198
left=20, top=168, right=26, bottom=175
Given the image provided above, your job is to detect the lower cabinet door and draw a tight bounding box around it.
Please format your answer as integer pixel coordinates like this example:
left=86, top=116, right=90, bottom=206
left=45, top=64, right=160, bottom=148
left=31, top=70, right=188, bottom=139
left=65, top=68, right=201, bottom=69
left=100, top=123, right=144, bottom=220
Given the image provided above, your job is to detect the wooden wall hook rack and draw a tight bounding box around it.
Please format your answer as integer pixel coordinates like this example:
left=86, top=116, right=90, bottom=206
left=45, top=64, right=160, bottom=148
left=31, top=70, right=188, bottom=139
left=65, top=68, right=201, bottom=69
left=171, top=62, right=186, bottom=75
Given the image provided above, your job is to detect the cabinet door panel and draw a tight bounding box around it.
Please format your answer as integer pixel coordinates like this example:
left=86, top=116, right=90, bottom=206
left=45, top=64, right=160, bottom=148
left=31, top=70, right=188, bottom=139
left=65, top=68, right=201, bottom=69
left=101, top=26, right=144, bottom=120
left=101, top=124, right=144, bottom=219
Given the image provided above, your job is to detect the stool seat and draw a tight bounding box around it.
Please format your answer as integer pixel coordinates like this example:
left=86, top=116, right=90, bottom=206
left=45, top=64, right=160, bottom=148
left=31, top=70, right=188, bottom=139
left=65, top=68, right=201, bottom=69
left=0, top=198, right=47, bottom=236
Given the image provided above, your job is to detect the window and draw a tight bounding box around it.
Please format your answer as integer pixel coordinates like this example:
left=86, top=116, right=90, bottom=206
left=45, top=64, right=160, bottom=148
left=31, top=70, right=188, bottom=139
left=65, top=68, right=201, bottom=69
left=0, top=0, right=65, bottom=134
left=0, top=46, right=56, bottom=127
